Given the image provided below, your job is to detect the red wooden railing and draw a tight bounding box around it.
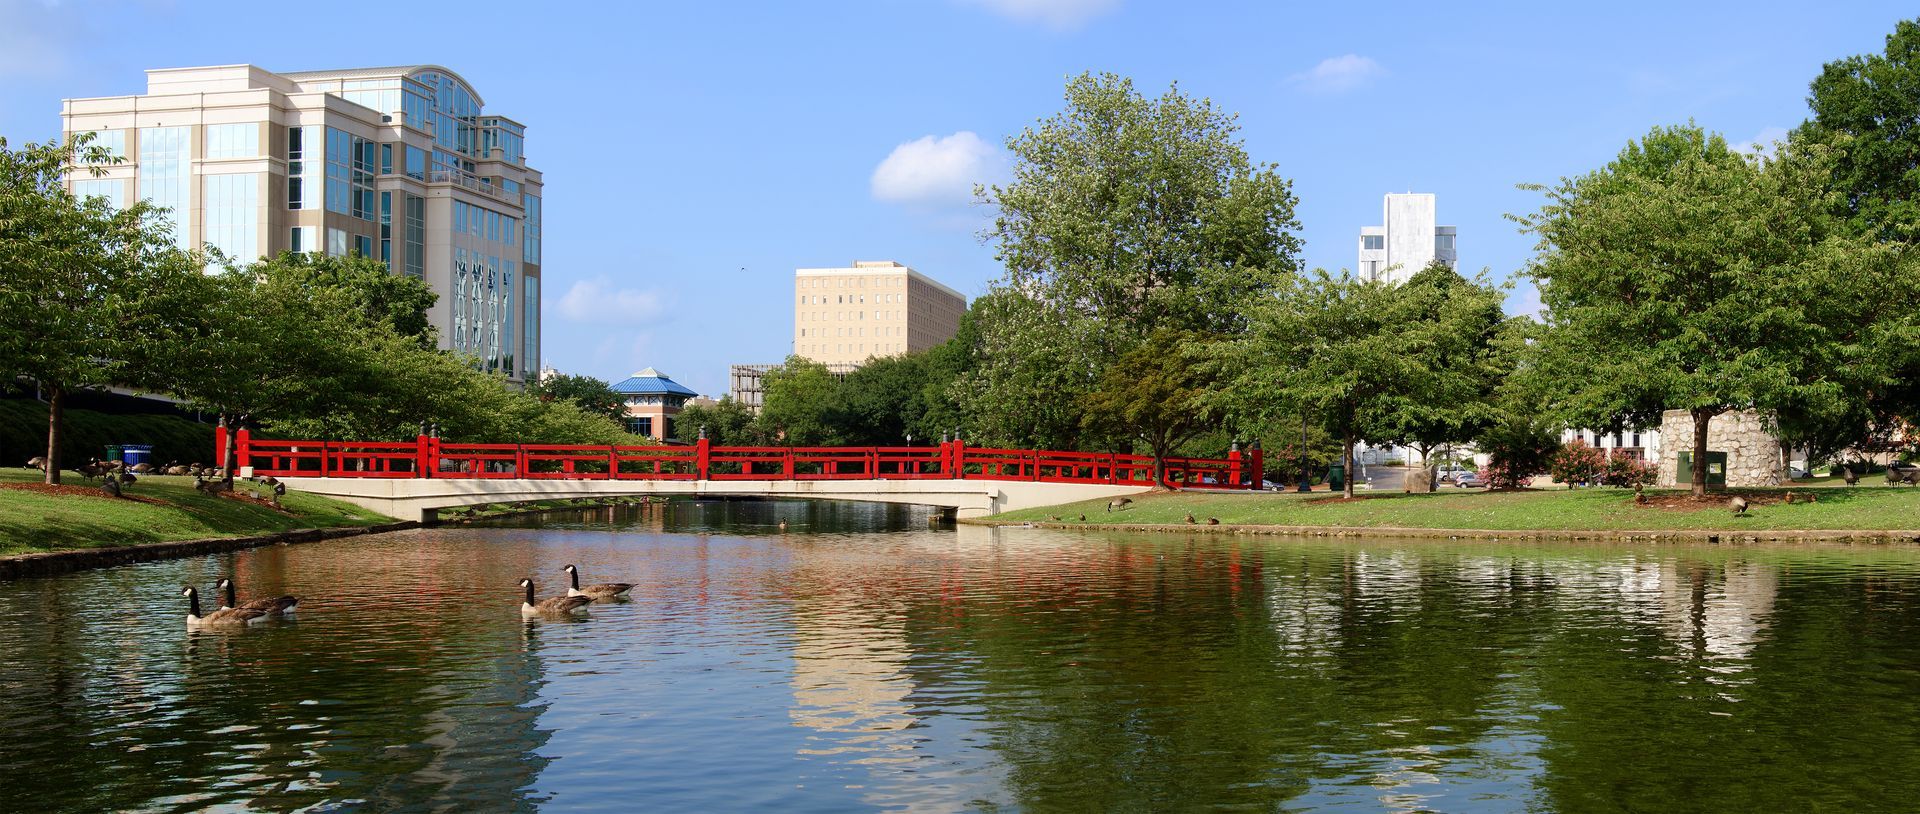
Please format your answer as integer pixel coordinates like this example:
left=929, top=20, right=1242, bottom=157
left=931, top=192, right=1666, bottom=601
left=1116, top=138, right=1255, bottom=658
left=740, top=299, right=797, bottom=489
left=225, top=429, right=1263, bottom=491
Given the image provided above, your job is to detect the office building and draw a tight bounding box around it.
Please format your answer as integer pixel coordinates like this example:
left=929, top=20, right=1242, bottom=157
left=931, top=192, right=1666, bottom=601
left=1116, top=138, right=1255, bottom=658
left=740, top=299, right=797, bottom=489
left=1357, top=193, right=1456, bottom=285
left=60, top=64, right=543, bottom=381
left=792, top=260, right=966, bottom=366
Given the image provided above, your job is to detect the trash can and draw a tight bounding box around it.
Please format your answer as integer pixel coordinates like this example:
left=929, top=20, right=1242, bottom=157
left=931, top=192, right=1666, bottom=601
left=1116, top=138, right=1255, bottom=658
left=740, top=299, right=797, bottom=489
left=1327, top=464, right=1345, bottom=492
left=121, top=444, right=155, bottom=466
left=105, top=445, right=124, bottom=463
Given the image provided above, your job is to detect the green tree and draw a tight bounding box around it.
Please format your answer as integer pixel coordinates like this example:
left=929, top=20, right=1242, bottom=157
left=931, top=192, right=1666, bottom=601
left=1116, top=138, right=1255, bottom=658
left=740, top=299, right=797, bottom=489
left=0, top=134, right=206, bottom=483
left=673, top=396, right=768, bottom=446
left=1371, top=261, right=1514, bottom=484
left=1228, top=272, right=1426, bottom=498
left=966, top=72, right=1303, bottom=449
left=759, top=356, right=846, bottom=445
left=1080, top=329, right=1216, bottom=486
left=1798, top=18, right=1920, bottom=242
left=529, top=372, right=624, bottom=421
left=1516, top=124, right=1912, bottom=496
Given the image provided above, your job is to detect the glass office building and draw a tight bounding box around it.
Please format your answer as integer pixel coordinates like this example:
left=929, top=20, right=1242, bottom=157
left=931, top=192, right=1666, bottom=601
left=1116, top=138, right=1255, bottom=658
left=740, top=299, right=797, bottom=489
left=61, top=64, right=543, bottom=381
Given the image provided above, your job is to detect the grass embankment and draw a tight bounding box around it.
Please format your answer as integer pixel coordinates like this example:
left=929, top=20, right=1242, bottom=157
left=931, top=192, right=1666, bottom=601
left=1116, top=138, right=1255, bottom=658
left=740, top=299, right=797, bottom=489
left=992, top=484, right=1920, bottom=532
left=0, top=469, right=390, bottom=556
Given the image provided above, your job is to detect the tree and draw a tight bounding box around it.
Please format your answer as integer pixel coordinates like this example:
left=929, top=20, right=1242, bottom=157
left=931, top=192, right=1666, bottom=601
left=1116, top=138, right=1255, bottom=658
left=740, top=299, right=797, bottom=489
left=1548, top=440, right=1606, bottom=488
left=759, top=356, right=846, bottom=445
left=1371, top=261, right=1513, bottom=484
left=673, top=396, right=768, bottom=446
left=0, top=134, right=206, bottom=483
left=966, top=72, right=1303, bottom=449
left=1516, top=124, right=1911, bottom=496
left=530, top=373, right=624, bottom=422
left=1228, top=272, right=1426, bottom=498
left=1080, top=330, right=1217, bottom=487
left=1798, top=18, right=1920, bottom=242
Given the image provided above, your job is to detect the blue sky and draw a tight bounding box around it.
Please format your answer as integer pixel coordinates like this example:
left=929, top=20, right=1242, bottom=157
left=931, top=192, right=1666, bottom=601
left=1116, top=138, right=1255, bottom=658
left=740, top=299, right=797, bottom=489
left=2, top=1, right=1911, bottom=395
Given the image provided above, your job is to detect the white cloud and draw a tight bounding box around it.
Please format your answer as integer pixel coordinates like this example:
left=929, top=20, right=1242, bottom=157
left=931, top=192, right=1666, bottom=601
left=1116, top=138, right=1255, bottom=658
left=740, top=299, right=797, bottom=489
left=956, top=0, right=1119, bottom=29
left=1290, top=54, right=1386, bottom=94
left=870, top=131, right=1007, bottom=208
left=1733, top=126, right=1790, bottom=158
left=556, top=278, right=665, bottom=323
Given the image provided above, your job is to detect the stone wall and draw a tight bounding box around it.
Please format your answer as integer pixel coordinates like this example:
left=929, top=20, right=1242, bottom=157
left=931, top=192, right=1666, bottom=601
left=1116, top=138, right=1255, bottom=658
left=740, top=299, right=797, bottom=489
left=1654, top=409, right=1785, bottom=488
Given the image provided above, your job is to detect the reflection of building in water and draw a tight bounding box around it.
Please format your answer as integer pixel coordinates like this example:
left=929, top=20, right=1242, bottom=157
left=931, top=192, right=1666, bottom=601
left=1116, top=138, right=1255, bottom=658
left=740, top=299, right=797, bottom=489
left=789, top=602, right=917, bottom=745
left=1590, top=557, right=1778, bottom=664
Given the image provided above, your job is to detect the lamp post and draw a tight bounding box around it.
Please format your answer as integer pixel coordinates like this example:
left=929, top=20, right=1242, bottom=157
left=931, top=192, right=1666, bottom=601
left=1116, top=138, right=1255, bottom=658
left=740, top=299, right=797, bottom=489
left=1297, top=412, right=1312, bottom=492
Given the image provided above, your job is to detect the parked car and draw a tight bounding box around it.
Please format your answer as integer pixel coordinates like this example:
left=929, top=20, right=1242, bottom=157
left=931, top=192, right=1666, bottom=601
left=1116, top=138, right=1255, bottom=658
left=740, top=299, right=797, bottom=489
left=1453, top=471, right=1483, bottom=488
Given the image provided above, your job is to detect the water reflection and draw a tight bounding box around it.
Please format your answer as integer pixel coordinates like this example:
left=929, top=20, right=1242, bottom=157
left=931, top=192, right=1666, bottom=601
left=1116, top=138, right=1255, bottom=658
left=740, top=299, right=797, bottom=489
left=4, top=501, right=1920, bottom=812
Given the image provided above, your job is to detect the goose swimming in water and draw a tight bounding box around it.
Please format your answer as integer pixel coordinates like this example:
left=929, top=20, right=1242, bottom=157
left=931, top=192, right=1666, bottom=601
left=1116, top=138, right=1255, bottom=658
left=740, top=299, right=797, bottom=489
left=562, top=564, right=633, bottom=599
left=182, top=586, right=268, bottom=626
left=217, top=578, right=298, bottom=616
left=520, top=578, right=591, bottom=616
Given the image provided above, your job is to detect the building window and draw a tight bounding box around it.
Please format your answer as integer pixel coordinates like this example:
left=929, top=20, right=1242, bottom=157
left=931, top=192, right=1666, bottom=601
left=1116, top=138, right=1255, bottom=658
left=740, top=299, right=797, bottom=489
left=70, top=178, right=124, bottom=209
left=139, top=126, right=190, bottom=248
left=404, top=194, right=425, bottom=278
left=1436, top=234, right=1456, bottom=252
left=628, top=417, right=653, bottom=436
left=80, top=129, right=127, bottom=159
left=1362, top=235, right=1384, bottom=251
left=290, top=226, right=311, bottom=253
left=202, top=173, right=260, bottom=268
left=380, top=143, right=393, bottom=175
left=288, top=126, right=317, bottom=211
left=405, top=146, right=427, bottom=180
left=327, top=227, right=348, bottom=257
left=522, top=193, right=541, bottom=264
left=355, top=234, right=373, bottom=258
left=524, top=276, right=539, bottom=377
left=203, top=123, right=258, bottom=159
left=324, top=127, right=375, bottom=220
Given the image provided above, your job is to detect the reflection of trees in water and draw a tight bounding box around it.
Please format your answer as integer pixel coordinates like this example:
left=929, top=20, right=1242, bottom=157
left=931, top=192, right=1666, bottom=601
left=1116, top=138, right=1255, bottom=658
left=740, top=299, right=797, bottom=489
left=0, top=536, right=561, bottom=812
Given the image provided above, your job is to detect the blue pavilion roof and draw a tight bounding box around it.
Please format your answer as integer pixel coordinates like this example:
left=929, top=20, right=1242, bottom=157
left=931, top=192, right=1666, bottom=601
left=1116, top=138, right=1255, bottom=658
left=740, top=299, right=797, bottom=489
left=609, top=367, right=698, bottom=397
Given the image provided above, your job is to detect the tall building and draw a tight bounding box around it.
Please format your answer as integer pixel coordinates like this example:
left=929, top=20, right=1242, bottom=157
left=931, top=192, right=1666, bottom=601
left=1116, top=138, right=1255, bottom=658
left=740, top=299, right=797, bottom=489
left=792, top=260, right=966, bottom=366
left=1356, top=193, right=1456, bottom=285
left=60, top=64, right=544, bottom=381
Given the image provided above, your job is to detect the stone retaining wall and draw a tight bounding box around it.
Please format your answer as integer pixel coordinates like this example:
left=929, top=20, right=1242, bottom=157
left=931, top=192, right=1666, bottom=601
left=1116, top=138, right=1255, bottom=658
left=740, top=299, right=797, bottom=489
left=1655, top=409, right=1785, bottom=488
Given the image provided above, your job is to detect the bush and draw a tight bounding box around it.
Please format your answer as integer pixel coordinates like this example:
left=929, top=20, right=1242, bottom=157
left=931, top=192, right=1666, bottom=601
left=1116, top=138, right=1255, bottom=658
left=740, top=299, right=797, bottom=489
left=0, top=397, right=216, bottom=468
left=1476, top=412, right=1560, bottom=490
left=1548, top=439, right=1607, bottom=488
left=1601, top=451, right=1656, bottom=488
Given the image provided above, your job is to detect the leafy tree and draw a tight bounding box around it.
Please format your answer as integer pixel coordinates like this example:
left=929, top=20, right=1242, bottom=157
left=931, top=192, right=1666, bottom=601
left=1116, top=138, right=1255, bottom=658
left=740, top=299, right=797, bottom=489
left=967, top=72, right=1303, bottom=449
left=1548, top=440, right=1606, bottom=488
left=1371, top=261, right=1513, bottom=483
left=0, top=134, right=206, bottom=483
left=759, top=356, right=846, bottom=445
left=530, top=372, right=624, bottom=421
left=1228, top=272, right=1424, bottom=498
left=1798, top=18, right=1920, bottom=242
left=1516, top=124, right=1912, bottom=496
left=672, top=396, right=768, bottom=446
left=1080, top=329, right=1217, bottom=486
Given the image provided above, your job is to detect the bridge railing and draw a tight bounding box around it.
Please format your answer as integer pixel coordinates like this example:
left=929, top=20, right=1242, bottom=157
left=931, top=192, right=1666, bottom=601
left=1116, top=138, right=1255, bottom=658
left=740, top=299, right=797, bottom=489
left=225, top=429, right=1263, bottom=491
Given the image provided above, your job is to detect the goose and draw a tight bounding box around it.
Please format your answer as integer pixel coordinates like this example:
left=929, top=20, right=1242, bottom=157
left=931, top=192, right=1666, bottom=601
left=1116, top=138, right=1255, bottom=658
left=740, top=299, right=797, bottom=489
left=562, top=565, right=633, bottom=599
left=217, top=578, right=298, bottom=615
left=1184, top=512, right=1197, bottom=524
left=520, top=578, right=591, bottom=616
left=1729, top=496, right=1750, bottom=516
left=182, top=586, right=268, bottom=626
left=1106, top=497, right=1132, bottom=513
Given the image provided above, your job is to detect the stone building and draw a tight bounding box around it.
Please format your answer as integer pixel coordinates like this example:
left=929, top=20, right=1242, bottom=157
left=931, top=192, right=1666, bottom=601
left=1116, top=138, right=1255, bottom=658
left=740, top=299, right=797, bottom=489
left=1653, top=409, right=1786, bottom=488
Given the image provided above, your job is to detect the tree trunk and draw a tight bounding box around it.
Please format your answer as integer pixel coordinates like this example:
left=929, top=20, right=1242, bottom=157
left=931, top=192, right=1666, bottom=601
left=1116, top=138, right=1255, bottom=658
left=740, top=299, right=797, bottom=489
left=1690, top=408, right=1714, bottom=498
left=1343, top=431, right=1356, bottom=499
left=44, top=384, right=63, bottom=486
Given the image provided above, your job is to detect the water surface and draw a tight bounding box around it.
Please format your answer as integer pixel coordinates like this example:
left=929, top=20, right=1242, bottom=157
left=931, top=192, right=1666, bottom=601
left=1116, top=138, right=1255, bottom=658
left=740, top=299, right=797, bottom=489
left=4, top=499, right=1920, bottom=812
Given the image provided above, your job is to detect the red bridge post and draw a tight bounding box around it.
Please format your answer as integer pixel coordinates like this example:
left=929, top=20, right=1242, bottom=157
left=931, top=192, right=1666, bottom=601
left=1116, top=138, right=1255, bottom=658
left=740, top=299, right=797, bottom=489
left=213, top=416, right=229, bottom=472
left=415, top=429, right=430, bottom=478
left=235, top=424, right=252, bottom=477
left=1248, top=440, right=1263, bottom=491
left=695, top=431, right=711, bottom=481
left=1228, top=442, right=1242, bottom=490
left=952, top=435, right=966, bottom=479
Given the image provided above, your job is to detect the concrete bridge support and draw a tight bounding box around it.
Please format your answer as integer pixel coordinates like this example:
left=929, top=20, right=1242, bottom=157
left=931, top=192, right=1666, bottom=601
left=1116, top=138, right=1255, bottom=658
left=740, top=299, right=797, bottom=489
left=282, top=477, right=1151, bottom=523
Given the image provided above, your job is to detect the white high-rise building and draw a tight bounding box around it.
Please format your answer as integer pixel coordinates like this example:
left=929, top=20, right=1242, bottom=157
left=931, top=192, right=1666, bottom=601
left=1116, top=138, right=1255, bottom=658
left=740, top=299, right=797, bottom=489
left=1357, top=193, right=1456, bottom=285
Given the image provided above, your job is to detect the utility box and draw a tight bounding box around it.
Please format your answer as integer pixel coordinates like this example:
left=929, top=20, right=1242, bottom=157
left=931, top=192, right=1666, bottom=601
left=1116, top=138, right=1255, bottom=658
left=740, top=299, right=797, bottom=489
left=1675, top=451, right=1728, bottom=488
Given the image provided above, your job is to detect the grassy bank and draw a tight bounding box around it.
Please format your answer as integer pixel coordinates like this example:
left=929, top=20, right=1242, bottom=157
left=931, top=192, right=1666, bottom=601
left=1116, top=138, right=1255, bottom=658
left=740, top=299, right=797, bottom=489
left=0, top=469, right=390, bottom=556
left=989, top=485, right=1920, bottom=532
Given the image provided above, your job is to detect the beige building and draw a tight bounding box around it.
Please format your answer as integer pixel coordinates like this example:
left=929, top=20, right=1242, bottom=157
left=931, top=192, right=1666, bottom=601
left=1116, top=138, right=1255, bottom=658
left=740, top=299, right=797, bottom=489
left=792, top=260, right=966, bottom=365
left=60, top=64, right=544, bottom=381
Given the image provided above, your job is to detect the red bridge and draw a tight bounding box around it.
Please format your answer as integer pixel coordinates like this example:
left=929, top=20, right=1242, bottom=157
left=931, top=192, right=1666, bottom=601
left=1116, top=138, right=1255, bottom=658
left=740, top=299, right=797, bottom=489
left=217, top=427, right=1263, bottom=521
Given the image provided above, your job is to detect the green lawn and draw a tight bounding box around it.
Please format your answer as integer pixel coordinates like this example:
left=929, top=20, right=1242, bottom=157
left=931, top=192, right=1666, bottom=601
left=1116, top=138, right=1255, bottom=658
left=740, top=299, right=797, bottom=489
left=0, top=469, right=391, bottom=556
left=992, top=484, right=1920, bottom=532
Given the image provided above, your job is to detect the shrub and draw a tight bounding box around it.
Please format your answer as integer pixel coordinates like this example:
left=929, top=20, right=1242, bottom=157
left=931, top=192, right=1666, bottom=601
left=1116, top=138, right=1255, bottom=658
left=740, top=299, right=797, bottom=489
left=1548, top=439, right=1607, bottom=488
left=1601, top=450, right=1656, bottom=488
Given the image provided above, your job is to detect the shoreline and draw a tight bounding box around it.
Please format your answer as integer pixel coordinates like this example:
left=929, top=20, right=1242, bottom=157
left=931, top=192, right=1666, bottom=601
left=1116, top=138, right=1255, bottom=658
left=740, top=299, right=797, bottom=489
left=0, top=520, right=423, bottom=580
left=960, top=517, right=1920, bottom=545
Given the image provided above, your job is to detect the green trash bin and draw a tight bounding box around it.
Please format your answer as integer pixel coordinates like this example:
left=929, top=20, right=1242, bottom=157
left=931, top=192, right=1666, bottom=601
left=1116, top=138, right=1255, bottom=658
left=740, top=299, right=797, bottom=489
left=1327, top=464, right=1345, bottom=492
left=1676, top=451, right=1728, bottom=487
left=105, top=445, right=124, bottom=463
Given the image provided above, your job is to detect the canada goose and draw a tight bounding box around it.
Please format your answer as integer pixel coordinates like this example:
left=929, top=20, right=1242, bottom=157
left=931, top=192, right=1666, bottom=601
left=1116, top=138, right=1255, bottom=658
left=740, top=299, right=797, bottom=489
left=1077, top=514, right=1086, bottom=522
left=778, top=520, right=788, bottom=531
left=562, top=565, right=633, bottom=599
left=217, top=578, right=298, bottom=615
left=1806, top=492, right=1818, bottom=503
left=101, top=476, right=121, bottom=498
left=163, top=461, right=190, bottom=476
left=520, top=578, right=591, bottom=615
left=26, top=456, right=46, bottom=471
left=1047, top=515, right=1061, bottom=522
left=195, top=475, right=231, bottom=495
left=1206, top=517, right=1220, bottom=525
left=1184, top=512, right=1197, bottom=524
left=1729, top=496, right=1750, bottom=516
left=130, top=462, right=154, bottom=474
left=1106, top=497, right=1132, bottom=513
left=187, top=462, right=206, bottom=476
left=1842, top=465, right=1859, bottom=485
left=181, top=586, right=268, bottom=626
left=1784, top=491, right=1797, bottom=505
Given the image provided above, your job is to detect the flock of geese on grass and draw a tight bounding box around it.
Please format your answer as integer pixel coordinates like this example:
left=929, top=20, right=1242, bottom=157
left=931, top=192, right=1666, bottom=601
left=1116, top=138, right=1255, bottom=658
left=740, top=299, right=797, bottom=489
left=178, top=564, right=633, bottom=625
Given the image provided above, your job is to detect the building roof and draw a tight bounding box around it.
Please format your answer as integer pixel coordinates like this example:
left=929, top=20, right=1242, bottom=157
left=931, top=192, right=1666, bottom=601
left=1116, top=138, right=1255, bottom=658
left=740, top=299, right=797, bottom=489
left=610, top=367, right=699, bottom=397
left=280, top=64, right=486, bottom=106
